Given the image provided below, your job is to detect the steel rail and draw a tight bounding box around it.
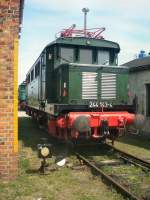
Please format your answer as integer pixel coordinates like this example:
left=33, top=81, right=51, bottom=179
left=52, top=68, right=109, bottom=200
left=119, top=155, right=150, bottom=171
left=75, top=152, right=141, bottom=200
left=106, top=143, right=150, bottom=170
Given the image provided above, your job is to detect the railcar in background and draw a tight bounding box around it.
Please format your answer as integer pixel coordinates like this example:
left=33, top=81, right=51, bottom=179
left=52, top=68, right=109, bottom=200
left=25, top=24, right=136, bottom=144
left=18, top=81, right=26, bottom=110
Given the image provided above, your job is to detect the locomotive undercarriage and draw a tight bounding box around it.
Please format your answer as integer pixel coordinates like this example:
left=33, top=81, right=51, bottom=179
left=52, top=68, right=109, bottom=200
left=26, top=104, right=135, bottom=144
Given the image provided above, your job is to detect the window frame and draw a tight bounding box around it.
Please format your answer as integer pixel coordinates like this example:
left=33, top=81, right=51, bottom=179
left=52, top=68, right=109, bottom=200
left=97, top=50, right=110, bottom=65
left=79, top=48, right=93, bottom=64
left=35, top=61, right=40, bottom=78
left=31, top=69, right=34, bottom=82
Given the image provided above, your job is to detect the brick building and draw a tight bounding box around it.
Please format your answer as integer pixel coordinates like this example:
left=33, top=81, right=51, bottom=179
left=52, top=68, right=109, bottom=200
left=0, top=0, right=24, bottom=180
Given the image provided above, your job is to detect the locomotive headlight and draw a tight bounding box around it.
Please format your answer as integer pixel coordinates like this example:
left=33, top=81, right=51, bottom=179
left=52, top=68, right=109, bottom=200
left=37, top=144, right=52, bottom=158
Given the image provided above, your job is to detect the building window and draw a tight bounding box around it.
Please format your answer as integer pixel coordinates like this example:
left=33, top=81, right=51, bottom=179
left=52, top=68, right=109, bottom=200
left=31, top=69, right=34, bottom=82
left=146, top=84, right=150, bottom=116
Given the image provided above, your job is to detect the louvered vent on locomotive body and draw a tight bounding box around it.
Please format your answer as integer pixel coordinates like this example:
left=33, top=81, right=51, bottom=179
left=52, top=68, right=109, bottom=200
left=101, top=73, right=116, bottom=100
left=82, top=72, right=98, bottom=100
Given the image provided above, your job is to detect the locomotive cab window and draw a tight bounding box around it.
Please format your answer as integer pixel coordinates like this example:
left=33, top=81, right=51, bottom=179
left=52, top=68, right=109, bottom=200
left=60, top=47, right=74, bottom=63
left=79, top=49, right=92, bottom=64
left=56, top=46, right=60, bottom=60
left=27, top=74, right=30, bottom=84
left=98, top=50, right=110, bottom=65
left=31, top=69, right=34, bottom=82
left=35, top=61, right=40, bottom=78
left=41, top=53, right=46, bottom=65
left=75, top=47, right=79, bottom=62
left=93, top=49, right=97, bottom=64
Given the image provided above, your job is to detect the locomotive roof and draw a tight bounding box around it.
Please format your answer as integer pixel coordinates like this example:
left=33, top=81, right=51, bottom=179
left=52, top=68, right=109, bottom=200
left=46, top=37, right=120, bottom=52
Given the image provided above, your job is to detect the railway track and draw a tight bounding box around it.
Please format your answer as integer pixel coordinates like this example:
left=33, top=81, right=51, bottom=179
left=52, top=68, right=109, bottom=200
left=106, top=143, right=150, bottom=171
left=75, top=145, right=150, bottom=200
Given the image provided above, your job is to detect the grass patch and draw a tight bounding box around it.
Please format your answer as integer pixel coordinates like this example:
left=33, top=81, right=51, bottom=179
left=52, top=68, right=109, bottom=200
left=115, top=134, right=150, bottom=159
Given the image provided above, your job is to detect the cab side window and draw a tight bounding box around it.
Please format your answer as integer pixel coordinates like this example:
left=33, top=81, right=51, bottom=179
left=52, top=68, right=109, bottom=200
left=60, top=47, right=74, bottom=63
left=35, top=61, right=40, bottom=78
left=98, top=50, right=110, bottom=65
left=79, top=49, right=92, bottom=64
left=31, top=69, right=34, bottom=82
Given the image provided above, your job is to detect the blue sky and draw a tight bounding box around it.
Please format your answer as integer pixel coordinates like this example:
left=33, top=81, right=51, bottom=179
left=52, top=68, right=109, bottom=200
left=19, top=0, right=150, bottom=84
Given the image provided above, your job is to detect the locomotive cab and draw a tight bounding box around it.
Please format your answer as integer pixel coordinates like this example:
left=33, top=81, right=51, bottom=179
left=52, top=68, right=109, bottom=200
left=53, top=41, right=118, bottom=68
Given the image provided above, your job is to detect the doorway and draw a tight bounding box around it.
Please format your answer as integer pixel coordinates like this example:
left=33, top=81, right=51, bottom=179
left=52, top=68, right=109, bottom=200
left=146, top=84, right=150, bottom=116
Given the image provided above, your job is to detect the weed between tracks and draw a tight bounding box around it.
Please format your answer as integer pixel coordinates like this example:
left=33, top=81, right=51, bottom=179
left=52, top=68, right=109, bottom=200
left=79, top=143, right=150, bottom=199
left=104, top=164, right=150, bottom=198
left=113, top=133, right=150, bottom=198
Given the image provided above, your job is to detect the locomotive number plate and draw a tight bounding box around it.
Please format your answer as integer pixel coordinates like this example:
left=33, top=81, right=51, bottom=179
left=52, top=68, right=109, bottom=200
left=89, top=101, right=113, bottom=108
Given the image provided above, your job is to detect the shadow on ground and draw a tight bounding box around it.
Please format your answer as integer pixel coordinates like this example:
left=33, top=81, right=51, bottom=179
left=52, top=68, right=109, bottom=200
left=18, top=115, right=108, bottom=158
left=116, top=134, right=150, bottom=151
left=18, top=115, right=73, bottom=157
left=19, top=116, right=48, bottom=150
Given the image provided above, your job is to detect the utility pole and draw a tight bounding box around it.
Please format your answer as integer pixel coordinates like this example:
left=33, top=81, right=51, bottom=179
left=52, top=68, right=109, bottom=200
left=82, top=8, right=90, bottom=37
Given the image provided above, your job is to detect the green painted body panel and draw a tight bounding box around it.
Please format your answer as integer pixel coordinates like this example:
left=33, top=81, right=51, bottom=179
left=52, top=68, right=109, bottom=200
left=50, top=63, right=129, bottom=106
left=46, top=47, right=57, bottom=102
left=116, top=74, right=129, bottom=103
left=69, top=68, right=81, bottom=103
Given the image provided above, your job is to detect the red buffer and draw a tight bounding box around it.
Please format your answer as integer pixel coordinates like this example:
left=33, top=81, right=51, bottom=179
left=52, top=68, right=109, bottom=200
left=48, top=111, right=135, bottom=141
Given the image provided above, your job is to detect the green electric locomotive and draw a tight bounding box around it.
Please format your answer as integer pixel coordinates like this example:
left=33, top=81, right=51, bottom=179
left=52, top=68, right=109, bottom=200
left=26, top=25, right=135, bottom=143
